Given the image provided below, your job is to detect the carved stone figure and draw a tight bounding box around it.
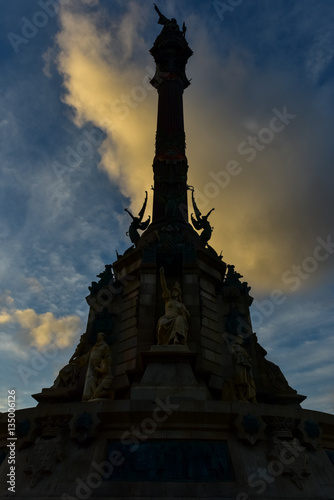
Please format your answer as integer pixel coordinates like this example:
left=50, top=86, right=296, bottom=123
left=89, top=264, right=114, bottom=294
left=82, top=332, right=113, bottom=401
left=267, top=438, right=311, bottom=489
left=91, top=356, right=114, bottom=400
left=52, top=333, right=88, bottom=391
left=229, top=335, right=257, bottom=403
left=52, top=361, right=80, bottom=390
left=190, top=189, right=214, bottom=243
left=125, top=191, right=150, bottom=245
left=157, top=267, right=189, bottom=345
left=224, top=264, right=251, bottom=295
left=255, top=338, right=298, bottom=395
left=69, top=333, right=86, bottom=363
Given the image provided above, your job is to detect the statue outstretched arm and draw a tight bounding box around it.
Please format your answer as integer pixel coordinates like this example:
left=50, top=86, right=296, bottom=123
left=159, top=267, right=170, bottom=298
left=154, top=4, right=170, bottom=25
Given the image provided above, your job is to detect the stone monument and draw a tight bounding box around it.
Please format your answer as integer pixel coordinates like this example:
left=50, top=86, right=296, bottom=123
left=1, top=6, right=334, bottom=499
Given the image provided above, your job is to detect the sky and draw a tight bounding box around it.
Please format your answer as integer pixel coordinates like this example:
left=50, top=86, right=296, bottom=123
left=0, top=0, right=333, bottom=414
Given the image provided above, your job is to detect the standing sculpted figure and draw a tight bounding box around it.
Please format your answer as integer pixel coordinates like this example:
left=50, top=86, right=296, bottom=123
left=157, top=267, right=189, bottom=346
left=230, top=335, right=257, bottom=403
left=82, top=332, right=113, bottom=401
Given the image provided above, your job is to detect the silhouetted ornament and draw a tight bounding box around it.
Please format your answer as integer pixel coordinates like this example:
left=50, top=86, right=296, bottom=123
left=190, top=188, right=214, bottom=243
left=223, top=264, right=251, bottom=295
left=125, top=191, right=150, bottom=245
left=89, top=264, right=114, bottom=294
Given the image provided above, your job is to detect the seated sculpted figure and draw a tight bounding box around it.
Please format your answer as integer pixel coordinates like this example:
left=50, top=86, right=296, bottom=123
left=157, top=267, right=189, bottom=346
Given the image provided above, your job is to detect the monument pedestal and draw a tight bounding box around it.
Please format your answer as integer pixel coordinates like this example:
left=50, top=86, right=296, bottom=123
left=130, top=345, right=211, bottom=400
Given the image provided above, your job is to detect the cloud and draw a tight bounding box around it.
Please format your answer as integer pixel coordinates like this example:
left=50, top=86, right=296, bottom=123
left=49, top=1, right=334, bottom=297
left=54, top=1, right=155, bottom=213
left=0, top=303, right=83, bottom=350
left=0, top=311, right=12, bottom=324
left=0, top=332, right=29, bottom=360
left=306, top=30, right=334, bottom=83
left=185, top=14, right=334, bottom=293
left=253, top=295, right=334, bottom=413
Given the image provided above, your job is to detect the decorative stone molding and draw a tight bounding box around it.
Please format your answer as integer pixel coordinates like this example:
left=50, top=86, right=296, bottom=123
left=233, top=412, right=266, bottom=445
left=68, top=411, right=101, bottom=445
left=267, top=437, right=311, bottom=490
left=24, top=416, right=69, bottom=488
left=297, top=418, right=322, bottom=450
left=264, top=416, right=297, bottom=439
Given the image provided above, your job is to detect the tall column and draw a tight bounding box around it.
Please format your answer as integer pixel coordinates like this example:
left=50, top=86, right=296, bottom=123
left=149, top=13, right=193, bottom=225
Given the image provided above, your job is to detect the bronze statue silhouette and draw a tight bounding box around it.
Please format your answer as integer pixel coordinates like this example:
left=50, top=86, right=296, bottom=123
left=125, top=191, right=150, bottom=245
left=153, top=4, right=186, bottom=33
left=190, top=188, right=214, bottom=243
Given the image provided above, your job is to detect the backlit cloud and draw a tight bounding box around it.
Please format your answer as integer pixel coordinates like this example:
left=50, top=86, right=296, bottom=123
left=0, top=304, right=82, bottom=350
left=52, top=1, right=334, bottom=295
left=55, top=1, right=155, bottom=212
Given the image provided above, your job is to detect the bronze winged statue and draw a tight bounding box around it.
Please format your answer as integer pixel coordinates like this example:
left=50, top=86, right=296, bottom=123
left=190, top=188, right=214, bottom=243
left=125, top=191, right=150, bottom=246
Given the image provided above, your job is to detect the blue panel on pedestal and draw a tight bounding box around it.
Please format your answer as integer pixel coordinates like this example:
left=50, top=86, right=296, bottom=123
left=106, top=440, right=235, bottom=482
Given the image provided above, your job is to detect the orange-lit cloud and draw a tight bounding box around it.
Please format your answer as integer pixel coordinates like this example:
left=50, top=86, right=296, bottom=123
left=0, top=305, right=82, bottom=350
left=55, top=1, right=155, bottom=211
left=52, top=1, right=334, bottom=295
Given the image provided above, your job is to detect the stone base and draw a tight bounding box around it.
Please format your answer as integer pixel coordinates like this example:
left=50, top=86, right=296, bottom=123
left=1, top=400, right=334, bottom=499
left=32, top=387, right=79, bottom=404
left=130, top=345, right=211, bottom=400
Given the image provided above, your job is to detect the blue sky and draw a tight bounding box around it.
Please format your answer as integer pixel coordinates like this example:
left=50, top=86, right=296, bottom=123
left=0, top=0, right=333, bottom=414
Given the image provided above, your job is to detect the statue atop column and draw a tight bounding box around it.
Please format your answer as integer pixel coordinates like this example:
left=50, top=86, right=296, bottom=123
left=157, top=267, right=189, bottom=346
left=154, top=4, right=182, bottom=32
